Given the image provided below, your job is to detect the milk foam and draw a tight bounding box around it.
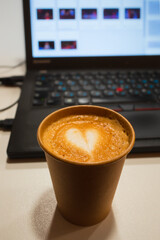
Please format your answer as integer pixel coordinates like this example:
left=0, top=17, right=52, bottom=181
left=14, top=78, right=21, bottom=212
left=65, top=128, right=98, bottom=154
left=42, top=114, right=130, bottom=163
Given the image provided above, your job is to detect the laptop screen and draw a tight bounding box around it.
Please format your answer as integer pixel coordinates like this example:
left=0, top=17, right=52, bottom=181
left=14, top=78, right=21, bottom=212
left=29, top=0, right=160, bottom=58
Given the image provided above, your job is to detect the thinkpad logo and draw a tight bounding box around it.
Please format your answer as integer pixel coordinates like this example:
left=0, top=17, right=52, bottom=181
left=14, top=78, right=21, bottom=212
left=33, top=59, right=51, bottom=64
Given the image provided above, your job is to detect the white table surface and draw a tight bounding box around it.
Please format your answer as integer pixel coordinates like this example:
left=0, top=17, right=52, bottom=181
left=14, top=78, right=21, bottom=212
left=0, top=66, right=160, bottom=240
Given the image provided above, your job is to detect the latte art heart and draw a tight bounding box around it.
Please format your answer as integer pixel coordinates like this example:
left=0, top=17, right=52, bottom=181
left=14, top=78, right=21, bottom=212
left=42, top=114, right=130, bottom=163
left=65, top=128, right=98, bottom=154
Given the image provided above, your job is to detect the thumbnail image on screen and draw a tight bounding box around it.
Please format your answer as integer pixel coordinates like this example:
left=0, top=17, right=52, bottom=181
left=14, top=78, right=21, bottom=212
left=103, top=9, right=119, bottom=19
left=82, top=9, right=97, bottom=19
left=125, top=8, right=141, bottom=19
left=39, top=41, right=55, bottom=50
left=59, top=9, right=75, bottom=19
left=61, top=41, right=77, bottom=49
left=37, top=9, right=53, bottom=20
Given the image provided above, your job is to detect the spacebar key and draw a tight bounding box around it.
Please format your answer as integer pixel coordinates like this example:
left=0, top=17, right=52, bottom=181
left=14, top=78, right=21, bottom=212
left=92, top=96, right=155, bottom=104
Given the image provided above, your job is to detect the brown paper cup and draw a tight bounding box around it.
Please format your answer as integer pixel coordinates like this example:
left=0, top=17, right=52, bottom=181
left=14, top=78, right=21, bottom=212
left=37, top=105, right=135, bottom=226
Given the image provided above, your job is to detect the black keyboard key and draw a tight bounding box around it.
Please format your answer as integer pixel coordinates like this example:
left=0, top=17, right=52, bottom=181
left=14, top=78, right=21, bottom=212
left=96, top=75, right=105, bottom=80
left=54, top=80, right=65, bottom=86
left=50, top=92, right=61, bottom=98
left=60, top=74, right=69, bottom=80
left=57, top=86, right=67, bottom=92
left=72, top=74, right=81, bottom=80
left=135, top=103, right=160, bottom=111
left=40, top=75, right=47, bottom=81
left=33, top=99, right=44, bottom=106
left=47, top=98, right=60, bottom=106
left=78, top=98, right=90, bottom=104
left=35, top=87, right=50, bottom=93
left=148, top=84, right=154, bottom=89
left=77, top=91, right=88, bottom=97
left=129, top=89, right=140, bottom=96
left=95, top=84, right=106, bottom=90
left=107, top=84, right=117, bottom=90
left=83, top=85, right=94, bottom=91
left=119, top=104, right=134, bottom=111
left=84, top=74, right=93, bottom=80
left=105, top=104, right=121, bottom=112
left=64, top=91, right=74, bottom=97
left=79, top=80, right=89, bottom=86
left=124, top=84, right=130, bottom=90
left=127, top=78, right=136, bottom=84
left=91, top=79, right=101, bottom=85
left=67, top=80, right=76, bottom=86
left=106, top=79, right=113, bottom=85
left=141, top=79, right=148, bottom=84
left=47, top=74, right=55, bottom=81
left=34, top=92, right=47, bottom=99
left=36, top=75, right=47, bottom=82
left=35, top=81, right=45, bottom=87
left=103, top=90, right=114, bottom=97
left=153, top=79, right=159, bottom=84
left=116, top=91, right=127, bottom=97
left=71, top=85, right=81, bottom=91
left=141, top=89, right=152, bottom=95
left=154, top=89, right=160, bottom=94
left=90, top=90, right=102, bottom=97
left=64, top=98, right=75, bottom=105
left=92, top=95, right=155, bottom=104
left=136, top=84, right=143, bottom=89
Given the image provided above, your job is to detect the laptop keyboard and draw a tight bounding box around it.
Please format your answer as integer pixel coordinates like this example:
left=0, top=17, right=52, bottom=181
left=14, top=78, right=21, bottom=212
left=32, top=70, right=160, bottom=112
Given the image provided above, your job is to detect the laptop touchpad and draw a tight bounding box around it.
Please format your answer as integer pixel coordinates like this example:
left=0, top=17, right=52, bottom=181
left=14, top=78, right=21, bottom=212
left=123, top=111, right=160, bottom=139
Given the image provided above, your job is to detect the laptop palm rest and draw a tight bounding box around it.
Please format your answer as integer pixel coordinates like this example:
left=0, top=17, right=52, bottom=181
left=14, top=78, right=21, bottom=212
left=123, top=111, right=160, bottom=139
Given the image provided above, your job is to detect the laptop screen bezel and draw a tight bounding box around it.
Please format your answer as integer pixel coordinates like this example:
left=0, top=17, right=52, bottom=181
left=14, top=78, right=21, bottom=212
left=23, top=0, right=160, bottom=71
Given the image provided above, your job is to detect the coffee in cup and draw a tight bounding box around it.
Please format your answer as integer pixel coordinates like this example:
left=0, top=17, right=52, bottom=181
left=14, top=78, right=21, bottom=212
left=42, top=114, right=130, bottom=163
left=38, top=105, right=135, bottom=226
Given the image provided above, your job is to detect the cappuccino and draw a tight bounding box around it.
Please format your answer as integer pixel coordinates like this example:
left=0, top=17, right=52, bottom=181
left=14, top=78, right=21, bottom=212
left=38, top=106, right=135, bottom=226
left=42, top=114, right=129, bottom=163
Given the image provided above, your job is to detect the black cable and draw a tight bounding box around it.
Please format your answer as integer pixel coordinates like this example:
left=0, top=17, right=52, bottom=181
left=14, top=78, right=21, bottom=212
left=0, top=61, right=25, bottom=75
left=0, top=76, right=24, bottom=87
left=0, top=76, right=23, bottom=111
left=0, top=98, right=19, bottom=112
left=0, top=63, right=24, bottom=125
left=0, top=118, right=14, bottom=131
left=0, top=61, right=25, bottom=69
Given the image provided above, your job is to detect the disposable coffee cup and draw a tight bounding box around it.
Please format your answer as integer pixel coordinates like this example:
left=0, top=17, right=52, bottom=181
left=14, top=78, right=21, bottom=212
left=37, top=105, right=135, bottom=226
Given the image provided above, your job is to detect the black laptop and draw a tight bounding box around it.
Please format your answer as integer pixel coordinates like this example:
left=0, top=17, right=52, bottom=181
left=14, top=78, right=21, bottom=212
left=7, top=0, right=160, bottom=160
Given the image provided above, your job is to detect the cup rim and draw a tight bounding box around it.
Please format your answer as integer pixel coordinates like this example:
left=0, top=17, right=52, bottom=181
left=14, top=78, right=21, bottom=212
left=37, top=105, right=135, bottom=166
